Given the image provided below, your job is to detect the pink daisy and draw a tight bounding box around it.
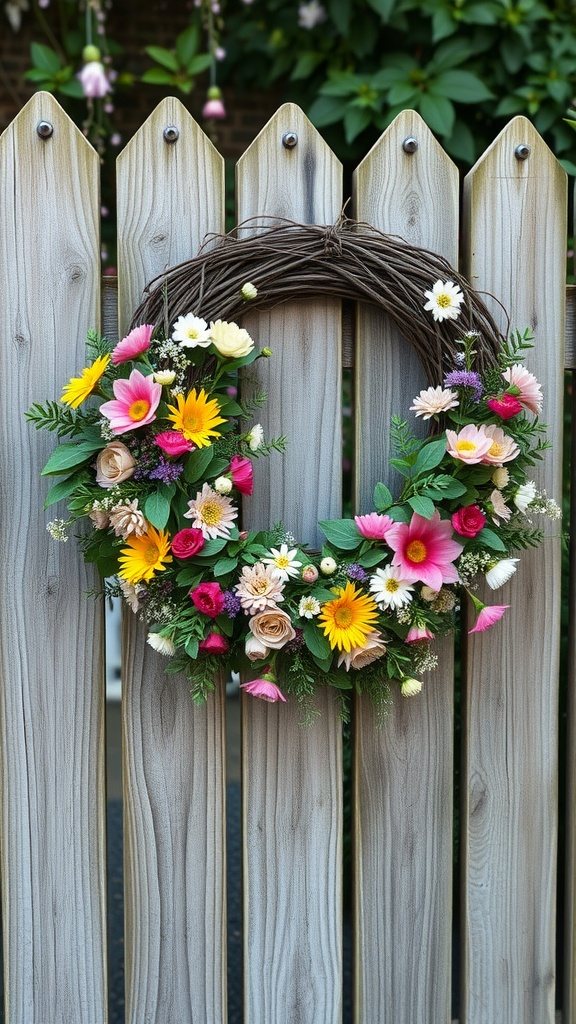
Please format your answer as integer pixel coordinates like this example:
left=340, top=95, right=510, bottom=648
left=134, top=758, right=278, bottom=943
left=354, top=512, right=394, bottom=541
left=184, top=482, right=238, bottom=539
left=100, top=368, right=162, bottom=434
left=111, top=324, right=154, bottom=365
left=386, top=510, right=463, bottom=591
left=502, top=364, right=543, bottom=414
left=446, top=423, right=493, bottom=464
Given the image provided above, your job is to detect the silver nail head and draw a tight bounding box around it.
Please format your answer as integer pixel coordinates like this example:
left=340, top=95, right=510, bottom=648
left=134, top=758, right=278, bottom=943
left=282, top=131, right=298, bottom=149
left=37, top=121, right=53, bottom=140
left=403, top=136, right=418, bottom=154
left=163, top=125, right=179, bottom=144
left=515, top=143, right=530, bottom=161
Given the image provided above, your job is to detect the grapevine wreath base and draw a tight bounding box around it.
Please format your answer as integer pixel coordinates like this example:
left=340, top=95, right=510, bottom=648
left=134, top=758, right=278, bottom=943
left=28, top=216, right=559, bottom=719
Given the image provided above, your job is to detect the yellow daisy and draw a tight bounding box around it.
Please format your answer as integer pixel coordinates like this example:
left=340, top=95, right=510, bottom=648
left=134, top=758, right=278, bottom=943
left=318, top=581, right=379, bottom=653
left=166, top=388, right=226, bottom=447
left=60, top=353, right=110, bottom=408
left=118, top=524, right=172, bottom=585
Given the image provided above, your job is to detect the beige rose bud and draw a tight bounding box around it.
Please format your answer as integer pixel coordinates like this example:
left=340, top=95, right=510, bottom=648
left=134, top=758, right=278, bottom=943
left=214, top=475, right=233, bottom=495
left=154, top=369, right=176, bottom=386
left=337, top=631, right=387, bottom=671
left=249, top=608, right=296, bottom=650
left=96, top=441, right=136, bottom=489
left=245, top=633, right=270, bottom=662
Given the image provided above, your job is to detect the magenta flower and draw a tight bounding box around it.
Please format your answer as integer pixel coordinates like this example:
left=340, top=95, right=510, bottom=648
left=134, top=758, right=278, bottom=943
left=154, top=431, right=194, bottom=457
left=111, top=324, right=154, bottom=365
left=240, top=673, right=287, bottom=703
left=189, top=581, right=225, bottom=618
left=199, top=632, right=229, bottom=655
left=354, top=512, right=394, bottom=540
left=202, top=97, right=226, bottom=119
left=468, top=601, right=509, bottom=634
left=386, top=510, right=463, bottom=591
left=100, top=369, right=161, bottom=434
left=229, top=455, right=254, bottom=496
left=487, top=393, right=523, bottom=420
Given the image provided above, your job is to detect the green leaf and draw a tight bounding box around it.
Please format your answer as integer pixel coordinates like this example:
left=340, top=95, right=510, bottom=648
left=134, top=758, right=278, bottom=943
left=24, top=68, right=53, bottom=83
left=213, top=556, right=238, bottom=576
left=215, top=613, right=234, bottom=637
left=176, top=24, right=199, bottom=64
left=41, top=440, right=102, bottom=476
left=186, top=54, right=213, bottom=76
left=407, top=495, right=436, bottom=519
left=145, top=45, right=179, bottom=72
left=326, top=671, right=354, bottom=689
left=191, top=537, right=228, bottom=558
left=183, top=445, right=214, bottom=483
left=141, top=68, right=175, bottom=85
left=319, top=518, right=362, bottom=550
left=145, top=491, right=171, bottom=530
left=185, top=637, right=199, bottom=659
left=412, top=437, right=447, bottom=477
left=344, top=106, right=372, bottom=143
left=357, top=547, right=387, bottom=567
left=476, top=527, right=506, bottom=552
left=303, top=620, right=332, bottom=660
left=43, top=474, right=82, bottom=509
left=291, top=51, right=324, bottom=80
left=58, top=78, right=85, bottom=98
left=307, top=95, right=347, bottom=127
left=387, top=505, right=411, bottom=523
left=312, top=653, right=338, bottom=674
left=30, top=42, right=62, bottom=75
left=328, top=0, right=352, bottom=34
left=422, top=475, right=468, bottom=500
left=418, top=92, right=455, bottom=136
left=176, top=568, right=202, bottom=588
left=432, top=70, right=494, bottom=103
left=365, top=0, right=396, bottom=21
left=374, top=482, right=394, bottom=511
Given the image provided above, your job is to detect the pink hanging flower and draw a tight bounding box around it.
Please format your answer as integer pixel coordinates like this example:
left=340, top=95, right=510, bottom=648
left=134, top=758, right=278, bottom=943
left=111, top=324, right=154, bottom=365
left=99, top=368, right=162, bottom=434
left=386, top=510, right=463, bottom=591
left=199, top=632, right=229, bottom=655
left=154, top=431, right=194, bottom=457
left=468, top=598, right=509, bottom=634
left=240, top=672, right=287, bottom=703
left=502, top=364, right=543, bottom=414
left=229, top=455, right=253, bottom=496
left=77, top=61, right=111, bottom=98
left=354, top=512, right=394, bottom=540
left=406, top=624, right=435, bottom=643
left=487, top=393, right=523, bottom=420
left=189, top=581, right=225, bottom=618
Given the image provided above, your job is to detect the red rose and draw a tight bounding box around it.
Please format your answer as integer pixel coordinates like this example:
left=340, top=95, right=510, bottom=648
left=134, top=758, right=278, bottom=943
left=229, top=455, right=254, bottom=496
left=451, top=505, right=486, bottom=538
left=487, top=393, right=523, bottom=420
left=199, top=632, right=229, bottom=655
left=171, top=528, right=205, bottom=559
left=190, top=581, right=225, bottom=618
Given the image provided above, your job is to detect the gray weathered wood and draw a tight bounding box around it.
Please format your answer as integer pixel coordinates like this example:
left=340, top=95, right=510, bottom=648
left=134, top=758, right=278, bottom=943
left=0, top=92, right=107, bottom=1023
left=117, top=97, right=227, bottom=1024
left=461, top=115, right=565, bottom=1024
left=237, top=103, right=344, bottom=1024
left=352, top=109, right=457, bottom=1024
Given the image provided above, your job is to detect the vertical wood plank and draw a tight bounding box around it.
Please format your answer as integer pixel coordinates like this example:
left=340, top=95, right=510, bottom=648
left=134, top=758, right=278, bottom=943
left=116, top=97, right=227, bottom=1024
left=352, top=110, right=458, bottom=1024
left=461, top=115, right=565, bottom=1024
left=0, top=92, right=107, bottom=1023
left=237, top=103, right=344, bottom=1024
left=565, top=186, right=576, bottom=1021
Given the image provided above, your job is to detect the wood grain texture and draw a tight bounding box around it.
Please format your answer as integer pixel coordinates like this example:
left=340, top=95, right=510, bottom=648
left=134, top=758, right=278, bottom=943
left=0, top=92, right=107, bottom=1022
left=352, top=110, right=458, bottom=1024
left=461, top=115, right=565, bottom=1024
left=237, top=103, right=344, bottom=1024
left=117, top=98, right=227, bottom=1024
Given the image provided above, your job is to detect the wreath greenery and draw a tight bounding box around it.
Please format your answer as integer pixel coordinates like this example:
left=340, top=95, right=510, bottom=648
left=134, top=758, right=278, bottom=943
left=27, top=218, right=559, bottom=720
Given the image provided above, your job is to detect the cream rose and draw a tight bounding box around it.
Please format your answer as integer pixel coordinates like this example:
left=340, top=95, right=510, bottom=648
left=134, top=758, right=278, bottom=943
left=209, top=319, right=254, bottom=358
left=96, top=441, right=136, bottom=488
left=337, top=631, right=387, bottom=671
left=245, top=633, right=270, bottom=662
left=249, top=608, right=296, bottom=650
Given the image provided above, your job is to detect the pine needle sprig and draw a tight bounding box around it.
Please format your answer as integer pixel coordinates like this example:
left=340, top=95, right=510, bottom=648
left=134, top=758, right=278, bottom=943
left=25, top=401, right=89, bottom=437
left=498, top=328, right=535, bottom=369
left=390, top=415, right=420, bottom=458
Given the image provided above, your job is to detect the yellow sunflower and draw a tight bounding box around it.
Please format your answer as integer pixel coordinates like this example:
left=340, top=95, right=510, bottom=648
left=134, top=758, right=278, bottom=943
left=60, top=353, right=110, bottom=409
left=318, top=581, right=379, bottom=653
left=166, top=388, right=226, bottom=447
left=118, top=524, right=172, bottom=585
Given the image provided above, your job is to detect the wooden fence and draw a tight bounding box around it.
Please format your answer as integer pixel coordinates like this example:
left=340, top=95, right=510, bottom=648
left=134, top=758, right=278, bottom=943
left=0, top=90, right=572, bottom=1023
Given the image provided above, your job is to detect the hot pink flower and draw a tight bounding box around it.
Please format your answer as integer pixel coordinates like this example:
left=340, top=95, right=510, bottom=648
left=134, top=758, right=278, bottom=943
left=487, top=393, right=523, bottom=420
left=202, top=97, right=226, bottom=119
left=189, top=581, right=225, bottom=618
left=386, top=510, right=463, bottom=591
left=111, top=324, right=154, bottom=364
left=229, top=455, right=253, bottom=496
left=468, top=603, right=509, bottom=634
left=354, top=512, right=394, bottom=541
left=199, top=632, right=229, bottom=655
left=406, top=625, right=435, bottom=643
left=502, top=364, right=543, bottom=414
left=154, top=431, right=194, bottom=456
left=100, top=368, right=161, bottom=434
left=240, top=675, right=287, bottom=703
left=451, top=505, right=486, bottom=538
left=171, top=528, right=205, bottom=559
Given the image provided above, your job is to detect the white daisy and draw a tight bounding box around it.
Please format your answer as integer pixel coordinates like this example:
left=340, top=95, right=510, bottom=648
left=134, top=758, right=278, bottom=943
left=298, top=596, right=321, bottom=619
left=147, top=632, right=176, bottom=656
left=423, top=280, right=465, bottom=322
left=514, top=480, right=537, bottom=514
left=369, top=564, right=414, bottom=609
left=262, top=544, right=302, bottom=582
left=172, top=313, right=212, bottom=348
left=485, top=558, right=519, bottom=590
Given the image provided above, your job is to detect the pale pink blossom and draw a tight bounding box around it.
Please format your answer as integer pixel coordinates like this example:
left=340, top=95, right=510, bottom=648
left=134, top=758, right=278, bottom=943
left=480, top=424, right=519, bottom=466
left=100, top=368, right=161, bottom=434
left=78, top=61, right=111, bottom=98
left=468, top=603, right=509, bottom=634
left=446, top=423, right=492, bottom=464
left=240, top=677, right=287, bottom=703
left=410, top=386, right=459, bottom=419
left=406, top=624, right=435, bottom=643
left=354, top=512, right=394, bottom=541
left=235, top=563, right=285, bottom=614
left=502, top=364, right=543, bottom=414
left=489, top=488, right=512, bottom=523
left=111, top=324, right=154, bottom=365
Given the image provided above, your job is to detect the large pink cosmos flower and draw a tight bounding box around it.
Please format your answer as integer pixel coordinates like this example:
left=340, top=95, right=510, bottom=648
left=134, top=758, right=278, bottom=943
left=446, top=423, right=492, bottom=464
left=354, top=512, right=394, bottom=540
left=386, top=510, right=463, bottom=591
left=502, top=364, right=543, bottom=414
left=100, top=369, right=162, bottom=434
left=111, top=324, right=154, bottom=365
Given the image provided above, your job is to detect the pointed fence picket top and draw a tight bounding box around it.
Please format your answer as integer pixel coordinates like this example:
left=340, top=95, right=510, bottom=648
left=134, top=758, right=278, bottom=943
left=237, top=103, right=344, bottom=1024
left=461, top=116, right=566, bottom=1024
left=352, top=109, right=458, bottom=1024
left=116, top=98, right=227, bottom=1024
left=0, top=92, right=107, bottom=1022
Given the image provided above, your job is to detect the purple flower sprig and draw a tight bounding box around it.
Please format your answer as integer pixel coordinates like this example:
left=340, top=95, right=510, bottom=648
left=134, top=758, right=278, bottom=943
left=444, top=370, right=483, bottom=403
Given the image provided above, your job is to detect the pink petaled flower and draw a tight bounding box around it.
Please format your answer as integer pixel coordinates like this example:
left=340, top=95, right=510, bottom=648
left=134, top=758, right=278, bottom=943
left=446, top=423, right=492, bottom=464
left=171, top=528, right=205, bottom=559
left=406, top=624, right=435, bottom=643
left=468, top=601, right=509, bottom=634
left=451, top=505, right=486, bottom=538
left=240, top=674, right=287, bottom=703
left=111, top=324, right=154, bottom=365
left=480, top=424, right=519, bottom=466
left=78, top=60, right=111, bottom=98
left=199, top=632, right=229, bottom=655
left=184, top=482, right=238, bottom=540
left=489, top=488, right=512, bottom=523
left=386, top=510, right=463, bottom=591
left=502, top=364, right=543, bottom=414
left=354, top=512, right=394, bottom=541
left=202, top=97, right=226, bottom=119
left=190, top=581, right=225, bottom=618
left=99, top=368, right=161, bottom=434
left=487, top=393, right=523, bottom=420
left=302, top=564, right=319, bottom=583
left=229, top=455, right=253, bottom=496
left=154, top=431, right=194, bottom=457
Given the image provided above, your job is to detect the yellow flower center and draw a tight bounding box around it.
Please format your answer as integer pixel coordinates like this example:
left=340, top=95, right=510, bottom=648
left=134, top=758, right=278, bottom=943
left=334, top=607, right=353, bottom=627
left=129, top=399, right=150, bottom=421
left=201, top=501, right=223, bottom=526
left=183, top=412, right=202, bottom=431
left=456, top=440, right=476, bottom=453
left=144, top=541, right=160, bottom=566
left=187, top=328, right=201, bottom=339
left=437, top=293, right=451, bottom=307
left=489, top=441, right=505, bottom=458
left=406, top=540, right=427, bottom=564
left=385, top=578, right=399, bottom=593
left=252, top=579, right=270, bottom=594
left=275, top=556, right=290, bottom=569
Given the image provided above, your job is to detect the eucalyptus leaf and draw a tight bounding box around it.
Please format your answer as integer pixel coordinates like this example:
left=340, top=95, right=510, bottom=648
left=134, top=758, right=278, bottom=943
left=144, top=491, right=171, bottom=530
left=319, top=518, right=362, bottom=550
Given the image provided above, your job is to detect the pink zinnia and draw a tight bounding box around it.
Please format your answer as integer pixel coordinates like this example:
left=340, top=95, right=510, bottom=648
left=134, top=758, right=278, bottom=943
left=240, top=674, right=287, bottom=703
left=446, top=423, right=492, bottom=464
left=229, top=455, right=253, bottom=496
left=386, top=510, right=463, bottom=591
left=468, top=602, right=509, bottom=634
left=502, top=364, right=543, bottom=415
left=155, top=431, right=194, bottom=457
left=111, top=324, right=154, bottom=365
left=354, top=512, right=394, bottom=541
left=100, top=368, right=161, bottom=434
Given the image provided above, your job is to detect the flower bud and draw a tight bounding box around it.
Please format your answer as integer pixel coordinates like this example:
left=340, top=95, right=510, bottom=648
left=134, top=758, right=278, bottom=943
left=320, top=556, right=337, bottom=575
left=214, top=475, right=233, bottom=495
left=82, top=44, right=101, bottom=62
left=241, top=281, right=258, bottom=300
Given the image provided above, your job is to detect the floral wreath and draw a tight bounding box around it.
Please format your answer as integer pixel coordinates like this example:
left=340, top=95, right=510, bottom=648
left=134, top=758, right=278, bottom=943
left=27, top=218, right=560, bottom=720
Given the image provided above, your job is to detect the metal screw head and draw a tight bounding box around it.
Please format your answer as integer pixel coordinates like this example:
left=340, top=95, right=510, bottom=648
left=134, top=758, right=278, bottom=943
left=515, top=143, right=531, bottom=161
left=163, top=125, right=179, bottom=144
left=403, top=136, right=418, bottom=154
left=37, top=121, right=53, bottom=140
left=282, top=131, right=298, bottom=149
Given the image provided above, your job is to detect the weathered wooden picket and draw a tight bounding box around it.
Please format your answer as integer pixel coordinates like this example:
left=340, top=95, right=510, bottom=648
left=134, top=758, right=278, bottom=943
left=0, top=91, right=571, bottom=1023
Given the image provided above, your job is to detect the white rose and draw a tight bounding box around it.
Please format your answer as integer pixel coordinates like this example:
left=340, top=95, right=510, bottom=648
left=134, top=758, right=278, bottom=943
left=245, top=633, right=270, bottom=662
left=209, top=319, right=254, bottom=358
